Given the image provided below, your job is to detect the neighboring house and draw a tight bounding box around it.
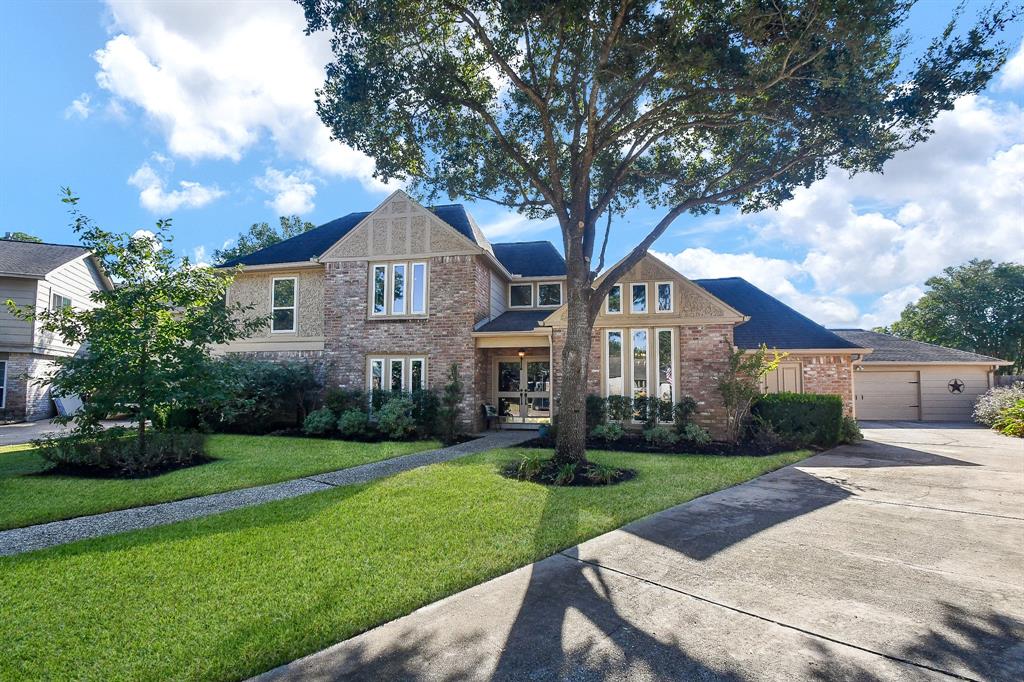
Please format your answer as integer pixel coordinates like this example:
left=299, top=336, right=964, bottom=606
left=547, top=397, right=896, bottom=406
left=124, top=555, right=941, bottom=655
left=0, top=239, right=111, bottom=421
left=832, top=329, right=1012, bottom=421
left=217, top=191, right=864, bottom=436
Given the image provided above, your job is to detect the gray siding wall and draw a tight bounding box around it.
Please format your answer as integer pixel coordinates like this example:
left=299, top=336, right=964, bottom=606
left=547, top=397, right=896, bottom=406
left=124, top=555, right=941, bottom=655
left=34, top=256, right=105, bottom=356
left=489, top=270, right=506, bottom=320
left=0, top=277, right=37, bottom=350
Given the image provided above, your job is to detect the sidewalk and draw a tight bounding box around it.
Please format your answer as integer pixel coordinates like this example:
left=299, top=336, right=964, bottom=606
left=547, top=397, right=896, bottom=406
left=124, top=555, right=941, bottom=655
left=0, top=429, right=534, bottom=556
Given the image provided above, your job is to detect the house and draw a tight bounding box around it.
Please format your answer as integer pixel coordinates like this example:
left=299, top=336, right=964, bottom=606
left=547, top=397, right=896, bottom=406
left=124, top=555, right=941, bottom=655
left=831, top=329, right=1012, bottom=421
left=0, top=239, right=111, bottom=421
left=217, top=191, right=865, bottom=436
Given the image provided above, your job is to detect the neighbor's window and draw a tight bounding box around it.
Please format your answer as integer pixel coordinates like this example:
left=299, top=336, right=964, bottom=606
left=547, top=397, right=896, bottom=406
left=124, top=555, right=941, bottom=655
left=410, top=358, right=425, bottom=392
left=631, top=329, right=648, bottom=417
left=606, top=330, right=623, bottom=396
left=606, top=284, right=622, bottom=314
left=411, top=262, right=426, bottom=315
left=0, top=360, right=6, bottom=409
left=537, top=282, right=562, bottom=307
left=51, top=293, right=72, bottom=311
left=631, top=283, right=647, bottom=314
left=509, top=283, right=533, bottom=308
left=372, top=265, right=387, bottom=315
left=656, top=282, right=673, bottom=313
left=271, top=277, right=296, bottom=332
left=392, top=263, right=407, bottom=315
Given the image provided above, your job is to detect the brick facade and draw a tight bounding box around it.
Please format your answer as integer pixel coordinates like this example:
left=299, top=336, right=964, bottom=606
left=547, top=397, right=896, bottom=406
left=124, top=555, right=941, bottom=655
left=677, top=324, right=734, bottom=436
left=798, top=354, right=855, bottom=416
left=2, top=352, right=58, bottom=422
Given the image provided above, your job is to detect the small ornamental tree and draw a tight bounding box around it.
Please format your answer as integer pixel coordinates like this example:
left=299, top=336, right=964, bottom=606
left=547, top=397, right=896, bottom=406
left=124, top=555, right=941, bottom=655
left=438, top=362, right=464, bottom=444
left=719, top=346, right=786, bottom=443
left=299, top=0, right=1015, bottom=465
left=6, top=190, right=266, bottom=457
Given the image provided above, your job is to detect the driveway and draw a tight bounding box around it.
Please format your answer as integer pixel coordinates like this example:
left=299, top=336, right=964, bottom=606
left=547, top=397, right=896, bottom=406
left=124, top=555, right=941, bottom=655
left=0, top=418, right=129, bottom=446
left=258, top=423, right=1024, bottom=682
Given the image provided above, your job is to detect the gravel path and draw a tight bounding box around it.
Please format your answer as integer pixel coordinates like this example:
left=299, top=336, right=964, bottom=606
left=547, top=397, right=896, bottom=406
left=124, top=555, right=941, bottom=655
left=0, top=430, right=535, bottom=557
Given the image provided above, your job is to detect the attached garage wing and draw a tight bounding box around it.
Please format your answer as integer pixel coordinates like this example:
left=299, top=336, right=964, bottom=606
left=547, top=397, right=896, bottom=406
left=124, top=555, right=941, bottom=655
left=855, top=370, right=920, bottom=420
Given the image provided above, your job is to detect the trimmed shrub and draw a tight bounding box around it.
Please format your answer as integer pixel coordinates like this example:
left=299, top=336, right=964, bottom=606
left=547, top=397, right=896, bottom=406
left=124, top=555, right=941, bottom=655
left=303, top=408, right=336, bottom=436
left=590, top=423, right=625, bottom=443
left=203, top=357, right=322, bottom=434
left=325, top=389, right=367, bottom=416
left=748, top=415, right=790, bottom=452
left=993, top=398, right=1024, bottom=437
left=643, top=426, right=679, bottom=447
left=839, top=415, right=863, bottom=444
left=370, top=388, right=392, bottom=412
left=752, top=392, right=843, bottom=447
left=35, top=428, right=206, bottom=477
left=678, top=422, right=711, bottom=446
left=337, top=409, right=374, bottom=440
left=410, top=389, right=440, bottom=438
left=973, top=382, right=1024, bottom=426
left=673, top=396, right=698, bottom=434
left=376, top=395, right=417, bottom=440
left=586, top=394, right=607, bottom=429
left=606, top=395, right=632, bottom=422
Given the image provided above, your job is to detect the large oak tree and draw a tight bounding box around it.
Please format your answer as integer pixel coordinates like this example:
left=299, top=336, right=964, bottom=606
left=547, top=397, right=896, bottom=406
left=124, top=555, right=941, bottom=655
left=298, top=0, right=1014, bottom=463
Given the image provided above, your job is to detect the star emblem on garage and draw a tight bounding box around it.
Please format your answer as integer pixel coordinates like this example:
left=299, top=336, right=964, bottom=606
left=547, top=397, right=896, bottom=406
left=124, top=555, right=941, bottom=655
left=948, top=378, right=965, bottom=394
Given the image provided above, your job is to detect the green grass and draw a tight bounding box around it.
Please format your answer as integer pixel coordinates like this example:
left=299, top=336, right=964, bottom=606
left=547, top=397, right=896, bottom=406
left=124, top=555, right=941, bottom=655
left=0, top=435, right=440, bottom=530
left=0, top=447, right=808, bottom=681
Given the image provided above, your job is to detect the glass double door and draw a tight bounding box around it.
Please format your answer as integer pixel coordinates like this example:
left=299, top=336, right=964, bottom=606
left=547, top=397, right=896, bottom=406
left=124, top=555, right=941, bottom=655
left=496, top=357, right=551, bottom=424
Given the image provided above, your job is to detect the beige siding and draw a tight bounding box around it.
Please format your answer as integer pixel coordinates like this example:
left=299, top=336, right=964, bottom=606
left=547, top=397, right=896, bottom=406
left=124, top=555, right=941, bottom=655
left=855, top=370, right=920, bottom=420
left=222, top=268, right=325, bottom=351
left=34, top=256, right=106, bottom=355
left=855, top=365, right=992, bottom=421
left=0, top=276, right=36, bottom=350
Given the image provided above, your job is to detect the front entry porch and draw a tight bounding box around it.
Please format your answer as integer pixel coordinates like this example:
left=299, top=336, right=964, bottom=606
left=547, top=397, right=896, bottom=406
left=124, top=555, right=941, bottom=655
left=473, top=331, right=554, bottom=430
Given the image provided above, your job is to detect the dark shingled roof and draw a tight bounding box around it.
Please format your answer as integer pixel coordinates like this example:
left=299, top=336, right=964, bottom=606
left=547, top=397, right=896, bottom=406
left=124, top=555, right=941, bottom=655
left=694, top=277, right=862, bottom=351
left=831, top=329, right=1010, bottom=364
left=475, top=310, right=551, bottom=333
left=492, top=241, right=566, bottom=277
left=0, top=239, right=89, bottom=277
left=219, top=205, right=480, bottom=267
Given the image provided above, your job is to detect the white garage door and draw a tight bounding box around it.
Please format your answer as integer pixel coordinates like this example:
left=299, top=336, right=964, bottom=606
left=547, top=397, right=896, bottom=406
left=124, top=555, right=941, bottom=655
left=856, top=371, right=920, bottom=420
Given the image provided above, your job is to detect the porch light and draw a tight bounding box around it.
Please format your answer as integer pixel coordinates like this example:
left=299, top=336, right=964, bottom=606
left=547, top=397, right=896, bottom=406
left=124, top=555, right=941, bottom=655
left=517, top=349, right=526, bottom=358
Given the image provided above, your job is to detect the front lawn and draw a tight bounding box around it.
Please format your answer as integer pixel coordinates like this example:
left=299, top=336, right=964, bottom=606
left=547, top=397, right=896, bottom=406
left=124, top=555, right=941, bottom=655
left=0, top=447, right=808, bottom=681
left=0, top=434, right=440, bottom=530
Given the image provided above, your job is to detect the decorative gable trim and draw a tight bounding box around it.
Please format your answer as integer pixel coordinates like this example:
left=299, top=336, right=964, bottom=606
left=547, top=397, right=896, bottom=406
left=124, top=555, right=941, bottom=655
left=318, top=190, right=482, bottom=262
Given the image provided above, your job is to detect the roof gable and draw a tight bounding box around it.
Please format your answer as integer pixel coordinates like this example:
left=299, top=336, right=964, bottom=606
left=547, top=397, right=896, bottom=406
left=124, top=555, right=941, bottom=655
left=492, top=242, right=566, bottom=277
left=695, top=278, right=861, bottom=350
left=831, top=329, right=1011, bottom=364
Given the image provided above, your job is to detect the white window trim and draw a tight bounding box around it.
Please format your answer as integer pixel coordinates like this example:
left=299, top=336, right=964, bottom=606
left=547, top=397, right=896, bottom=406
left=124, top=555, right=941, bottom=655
left=0, top=360, right=6, bottom=409
left=410, top=262, right=427, bottom=315
left=655, top=327, right=677, bottom=421
left=630, top=328, right=650, bottom=423
left=605, top=283, right=623, bottom=314
left=370, top=264, right=389, bottom=316
left=508, top=282, right=534, bottom=309
left=655, top=281, right=674, bottom=313
left=630, top=283, right=648, bottom=314
left=391, top=263, right=407, bottom=315
left=409, top=357, right=426, bottom=392
left=271, top=277, right=297, bottom=333
left=536, top=281, right=563, bottom=308
left=389, top=358, right=405, bottom=392
left=604, top=329, right=624, bottom=399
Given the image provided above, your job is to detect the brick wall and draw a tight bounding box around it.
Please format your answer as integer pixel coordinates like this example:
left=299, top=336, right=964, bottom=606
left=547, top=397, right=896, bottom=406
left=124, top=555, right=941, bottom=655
left=2, top=352, right=58, bottom=422
left=799, top=354, right=854, bottom=416
left=678, top=324, right=734, bottom=437
left=322, top=255, right=481, bottom=430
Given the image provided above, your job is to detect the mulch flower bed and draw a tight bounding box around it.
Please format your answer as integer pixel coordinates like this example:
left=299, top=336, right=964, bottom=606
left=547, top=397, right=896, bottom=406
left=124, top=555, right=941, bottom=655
left=519, top=435, right=794, bottom=457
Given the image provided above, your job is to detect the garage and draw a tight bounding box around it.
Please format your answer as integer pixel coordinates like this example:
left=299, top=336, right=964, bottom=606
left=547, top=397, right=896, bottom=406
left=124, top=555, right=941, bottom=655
left=832, top=330, right=1012, bottom=421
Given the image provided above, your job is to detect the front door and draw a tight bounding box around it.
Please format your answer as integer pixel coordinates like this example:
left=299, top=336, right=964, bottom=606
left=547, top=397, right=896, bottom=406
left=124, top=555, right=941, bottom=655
left=495, top=357, right=551, bottom=425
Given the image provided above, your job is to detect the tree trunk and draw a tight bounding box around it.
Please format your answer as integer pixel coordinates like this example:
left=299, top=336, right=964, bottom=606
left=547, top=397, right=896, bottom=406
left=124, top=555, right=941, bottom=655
left=554, top=255, right=594, bottom=465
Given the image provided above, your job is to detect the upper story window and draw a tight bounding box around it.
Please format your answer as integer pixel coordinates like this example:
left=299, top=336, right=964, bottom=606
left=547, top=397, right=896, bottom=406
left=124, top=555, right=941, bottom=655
left=51, top=293, right=72, bottom=311
left=537, top=282, right=562, bottom=307
left=606, top=284, right=622, bottom=314
left=271, top=277, right=296, bottom=332
left=631, top=283, right=648, bottom=314
left=509, top=283, right=533, bottom=308
left=656, top=282, right=673, bottom=312
left=370, top=261, right=428, bottom=317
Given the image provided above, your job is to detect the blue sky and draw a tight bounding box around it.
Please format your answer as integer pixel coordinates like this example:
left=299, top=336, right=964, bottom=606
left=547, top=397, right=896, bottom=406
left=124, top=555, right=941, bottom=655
left=1, top=1, right=1021, bottom=328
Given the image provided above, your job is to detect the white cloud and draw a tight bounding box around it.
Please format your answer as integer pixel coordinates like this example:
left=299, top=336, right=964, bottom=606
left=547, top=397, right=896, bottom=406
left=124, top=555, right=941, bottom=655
left=190, top=245, right=210, bottom=266
left=64, top=93, right=92, bottom=119
left=128, top=158, right=225, bottom=213
left=93, top=0, right=388, bottom=191
left=254, top=167, right=317, bottom=215
left=997, top=40, right=1024, bottom=90
left=478, top=212, right=556, bottom=240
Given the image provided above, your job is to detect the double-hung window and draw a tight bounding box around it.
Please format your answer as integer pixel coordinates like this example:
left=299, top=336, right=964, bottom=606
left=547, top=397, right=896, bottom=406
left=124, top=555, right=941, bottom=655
left=370, top=262, right=427, bottom=316
left=271, top=277, right=296, bottom=332
left=51, top=293, right=72, bottom=311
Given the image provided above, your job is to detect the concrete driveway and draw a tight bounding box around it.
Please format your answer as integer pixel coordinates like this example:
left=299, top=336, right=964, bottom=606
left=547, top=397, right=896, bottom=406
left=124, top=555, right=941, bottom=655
left=258, top=423, right=1024, bottom=682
